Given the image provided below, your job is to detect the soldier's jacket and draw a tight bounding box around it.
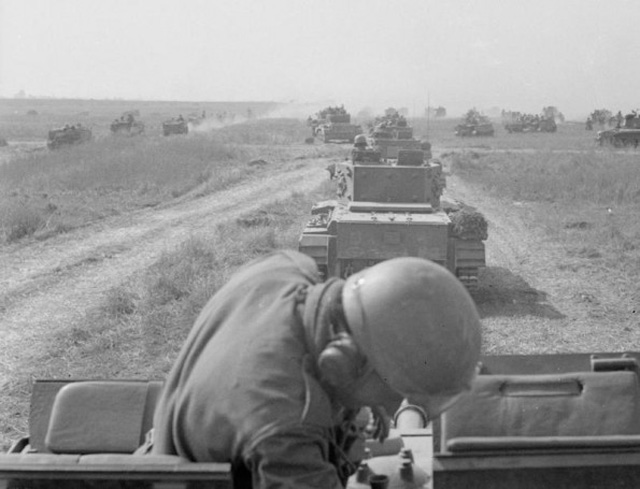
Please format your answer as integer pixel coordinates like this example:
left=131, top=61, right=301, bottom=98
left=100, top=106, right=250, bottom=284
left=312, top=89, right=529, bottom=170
left=152, top=251, right=359, bottom=488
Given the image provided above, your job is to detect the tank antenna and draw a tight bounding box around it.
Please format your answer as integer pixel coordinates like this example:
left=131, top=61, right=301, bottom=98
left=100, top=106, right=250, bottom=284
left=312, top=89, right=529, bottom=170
left=426, top=91, right=431, bottom=139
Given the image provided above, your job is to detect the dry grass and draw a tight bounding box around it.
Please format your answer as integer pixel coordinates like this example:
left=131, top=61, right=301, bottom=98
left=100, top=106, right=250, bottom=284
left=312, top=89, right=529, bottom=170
left=0, top=118, right=332, bottom=244
left=450, top=149, right=640, bottom=273
left=447, top=149, right=640, bottom=356
left=450, top=150, right=640, bottom=205
left=0, top=179, right=334, bottom=448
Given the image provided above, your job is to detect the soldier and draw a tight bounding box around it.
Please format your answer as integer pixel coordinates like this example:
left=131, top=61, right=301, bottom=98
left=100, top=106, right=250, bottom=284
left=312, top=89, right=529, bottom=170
left=351, top=134, right=380, bottom=164
left=152, top=251, right=481, bottom=489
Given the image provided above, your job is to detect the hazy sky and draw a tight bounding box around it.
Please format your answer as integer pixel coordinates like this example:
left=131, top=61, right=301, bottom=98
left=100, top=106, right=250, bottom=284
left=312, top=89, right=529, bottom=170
left=2, top=0, right=639, bottom=119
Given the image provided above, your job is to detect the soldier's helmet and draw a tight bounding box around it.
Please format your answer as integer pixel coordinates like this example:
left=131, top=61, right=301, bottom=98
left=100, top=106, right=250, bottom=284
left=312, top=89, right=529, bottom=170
left=342, top=257, right=482, bottom=418
left=354, top=134, right=368, bottom=147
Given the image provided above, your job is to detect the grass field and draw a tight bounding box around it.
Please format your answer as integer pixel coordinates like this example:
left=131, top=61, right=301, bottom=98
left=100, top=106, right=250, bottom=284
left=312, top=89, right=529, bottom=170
left=0, top=110, right=324, bottom=243
left=0, top=98, right=282, bottom=140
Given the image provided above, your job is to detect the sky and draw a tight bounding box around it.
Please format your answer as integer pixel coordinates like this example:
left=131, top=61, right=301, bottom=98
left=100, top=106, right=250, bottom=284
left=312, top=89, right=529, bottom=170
left=1, top=0, right=639, bottom=119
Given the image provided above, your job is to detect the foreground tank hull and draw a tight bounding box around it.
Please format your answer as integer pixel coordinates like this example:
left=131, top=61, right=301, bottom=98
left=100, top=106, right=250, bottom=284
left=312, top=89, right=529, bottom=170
left=4, top=352, right=640, bottom=489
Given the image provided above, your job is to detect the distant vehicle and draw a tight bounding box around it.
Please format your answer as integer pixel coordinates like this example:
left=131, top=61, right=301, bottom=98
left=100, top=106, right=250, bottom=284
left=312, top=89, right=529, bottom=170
left=426, top=106, right=447, bottom=118
left=188, top=111, right=207, bottom=128
left=368, top=108, right=428, bottom=160
left=308, top=106, right=361, bottom=143
left=110, top=112, right=145, bottom=136
left=597, top=112, right=640, bottom=148
left=502, top=108, right=557, bottom=133
left=162, top=117, right=189, bottom=136
left=455, top=109, right=495, bottom=137
left=47, top=125, right=92, bottom=150
left=455, top=122, right=495, bottom=137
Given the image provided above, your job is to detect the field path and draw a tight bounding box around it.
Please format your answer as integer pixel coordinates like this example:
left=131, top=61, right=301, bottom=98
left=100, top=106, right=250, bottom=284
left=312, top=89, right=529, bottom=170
left=443, top=167, right=639, bottom=355
left=0, top=158, right=328, bottom=385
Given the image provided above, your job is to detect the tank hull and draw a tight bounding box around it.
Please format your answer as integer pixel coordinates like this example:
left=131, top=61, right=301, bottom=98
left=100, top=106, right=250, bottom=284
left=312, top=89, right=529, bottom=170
left=300, top=158, right=487, bottom=288
left=597, top=128, right=640, bottom=147
left=162, top=121, right=189, bottom=136
left=47, top=127, right=92, bottom=150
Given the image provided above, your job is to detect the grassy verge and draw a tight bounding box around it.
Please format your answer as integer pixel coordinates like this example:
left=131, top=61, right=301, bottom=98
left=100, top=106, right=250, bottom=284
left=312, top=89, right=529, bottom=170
left=0, top=119, right=333, bottom=244
left=450, top=149, right=640, bottom=289
left=0, top=178, right=335, bottom=449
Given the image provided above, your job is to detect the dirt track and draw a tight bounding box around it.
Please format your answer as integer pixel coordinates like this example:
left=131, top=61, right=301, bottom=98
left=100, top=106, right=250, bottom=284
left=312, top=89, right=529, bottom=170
left=0, top=158, right=328, bottom=388
left=445, top=169, right=639, bottom=355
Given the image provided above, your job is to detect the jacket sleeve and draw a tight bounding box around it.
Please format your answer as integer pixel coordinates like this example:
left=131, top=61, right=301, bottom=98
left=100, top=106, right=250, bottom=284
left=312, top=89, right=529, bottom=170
left=243, top=426, right=345, bottom=489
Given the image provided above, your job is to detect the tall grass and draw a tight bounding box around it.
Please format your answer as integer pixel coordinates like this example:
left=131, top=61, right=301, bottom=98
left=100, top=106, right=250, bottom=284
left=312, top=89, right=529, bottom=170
left=0, top=134, right=287, bottom=243
left=450, top=150, right=640, bottom=205
left=449, top=149, right=640, bottom=272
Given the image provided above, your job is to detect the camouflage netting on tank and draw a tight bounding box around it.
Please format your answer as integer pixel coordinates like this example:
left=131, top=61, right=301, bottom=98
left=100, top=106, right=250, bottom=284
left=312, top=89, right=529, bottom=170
left=450, top=209, right=488, bottom=241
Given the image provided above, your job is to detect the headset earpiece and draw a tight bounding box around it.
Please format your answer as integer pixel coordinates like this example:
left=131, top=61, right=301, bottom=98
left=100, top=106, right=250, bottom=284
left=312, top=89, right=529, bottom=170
left=317, top=333, right=361, bottom=388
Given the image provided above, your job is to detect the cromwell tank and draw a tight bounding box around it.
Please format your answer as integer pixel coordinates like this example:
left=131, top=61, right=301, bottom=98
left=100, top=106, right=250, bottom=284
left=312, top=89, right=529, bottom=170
left=47, top=125, right=92, bottom=150
left=369, top=110, right=427, bottom=160
left=110, top=112, right=145, bottom=136
left=311, top=106, right=362, bottom=143
left=597, top=113, right=640, bottom=147
left=455, top=109, right=495, bottom=137
left=162, top=118, right=189, bottom=136
left=298, top=149, right=487, bottom=288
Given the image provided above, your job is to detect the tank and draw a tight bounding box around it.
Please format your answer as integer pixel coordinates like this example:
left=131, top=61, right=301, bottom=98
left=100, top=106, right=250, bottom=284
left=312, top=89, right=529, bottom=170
left=597, top=113, right=640, bottom=147
left=162, top=118, right=189, bottom=136
left=46, top=125, right=92, bottom=150
left=311, top=106, right=362, bottom=143
left=298, top=149, right=487, bottom=289
left=502, top=108, right=560, bottom=133
left=455, top=109, right=495, bottom=137
left=369, top=111, right=429, bottom=160
left=110, top=113, right=145, bottom=136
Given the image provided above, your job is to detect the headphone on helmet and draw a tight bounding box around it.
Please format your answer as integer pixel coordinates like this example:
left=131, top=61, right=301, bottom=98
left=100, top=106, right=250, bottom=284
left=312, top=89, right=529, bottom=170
left=317, top=332, right=368, bottom=389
